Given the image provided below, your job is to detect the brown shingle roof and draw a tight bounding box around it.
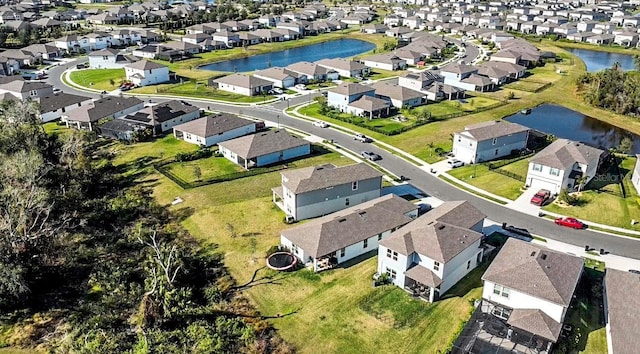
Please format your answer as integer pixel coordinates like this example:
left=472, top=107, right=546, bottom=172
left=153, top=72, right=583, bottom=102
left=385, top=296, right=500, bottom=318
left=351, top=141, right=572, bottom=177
left=172, top=113, right=255, bottom=137
left=218, top=129, right=309, bottom=159
left=405, top=263, right=442, bottom=287
left=460, top=120, right=529, bottom=142
left=482, top=238, right=584, bottom=306
left=530, top=138, right=604, bottom=170
left=281, top=194, right=416, bottom=258
left=604, top=269, right=640, bottom=354
left=506, top=309, right=562, bottom=341
left=281, top=163, right=382, bottom=194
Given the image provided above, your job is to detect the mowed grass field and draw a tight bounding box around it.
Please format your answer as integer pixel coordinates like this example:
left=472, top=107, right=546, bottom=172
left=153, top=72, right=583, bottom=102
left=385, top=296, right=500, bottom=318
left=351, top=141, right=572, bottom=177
left=69, top=68, right=126, bottom=91
left=104, top=134, right=486, bottom=353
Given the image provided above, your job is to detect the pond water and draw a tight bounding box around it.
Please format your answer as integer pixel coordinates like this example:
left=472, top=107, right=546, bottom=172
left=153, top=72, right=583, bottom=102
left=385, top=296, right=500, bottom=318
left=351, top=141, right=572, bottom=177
left=505, top=104, right=640, bottom=153
left=200, top=38, right=376, bottom=72
left=565, top=48, right=635, bottom=72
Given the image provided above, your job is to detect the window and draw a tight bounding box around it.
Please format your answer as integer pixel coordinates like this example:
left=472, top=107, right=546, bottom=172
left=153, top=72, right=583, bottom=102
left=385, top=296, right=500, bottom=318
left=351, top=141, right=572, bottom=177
left=457, top=136, right=461, bottom=142
left=345, top=198, right=350, bottom=206
left=340, top=248, right=345, bottom=257
left=492, top=306, right=512, bottom=320
left=378, top=234, right=382, bottom=241
left=532, top=163, right=543, bottom=172
left=434, top=261, right=440, bottom=271
left=352, top=181, right=358, bottom=190
left=467, top=260, right=471, bottom=269
left=493, top=284, right=510, bottom=298
left=476, top=252, right=482, bottom=264
left=492, top=137, right=497, bottom=145
left=549, top=168, right=560, bottom=176
left=292, top=244, right=298, bottom=254
left=385, top=267, right=397, bottom=279
left=29, top=90, right=38, bottom=97
left=386, top=249, right=398, bottom=261
left=185, top=133, right=191, bottom=139
left=363, top=239, right=368, bottom=248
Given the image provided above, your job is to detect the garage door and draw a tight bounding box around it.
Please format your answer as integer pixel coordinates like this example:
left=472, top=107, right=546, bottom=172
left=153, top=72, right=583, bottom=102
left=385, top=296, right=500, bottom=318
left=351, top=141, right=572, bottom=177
left=529, top=178, right=559, bottom=194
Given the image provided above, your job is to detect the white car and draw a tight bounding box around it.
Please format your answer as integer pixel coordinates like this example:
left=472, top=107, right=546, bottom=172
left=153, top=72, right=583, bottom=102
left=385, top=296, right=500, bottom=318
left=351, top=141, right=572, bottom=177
left=447, top=159, right=464, bottom=168
left=295, top=84, right=306, bottom=90
left=313, top=120, right=329, bottom=128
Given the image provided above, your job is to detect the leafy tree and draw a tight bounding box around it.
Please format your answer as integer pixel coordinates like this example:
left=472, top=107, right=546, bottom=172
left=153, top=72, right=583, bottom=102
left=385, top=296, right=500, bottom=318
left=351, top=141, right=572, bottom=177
left=618, top=136, right=633, bottom=155
left=558, top=188, right=576, bottom=205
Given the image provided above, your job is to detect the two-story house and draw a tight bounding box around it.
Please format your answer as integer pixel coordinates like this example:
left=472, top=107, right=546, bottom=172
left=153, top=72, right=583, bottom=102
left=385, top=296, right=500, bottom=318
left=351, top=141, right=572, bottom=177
left=315, top=58, right=370, bottom=78
left=0, top=80, right=54, bottom=100
left=453, top=120, right=530, bottom=164
left=88, top=48, right=138, bottom=69
left=281, top=194, right=418, bottom=272
left=480, top=238, right=584, bottom=352
left=272, top=163, right=382, bottom=221
left=326, top=83, right=375, bottom=113
left=526, top=138, right=605, bottom=194
left=124, top=60, right=170, bottom=87
left=63, top=96, right=145, bottom=131
left=378, top=201, right=486, bottom=302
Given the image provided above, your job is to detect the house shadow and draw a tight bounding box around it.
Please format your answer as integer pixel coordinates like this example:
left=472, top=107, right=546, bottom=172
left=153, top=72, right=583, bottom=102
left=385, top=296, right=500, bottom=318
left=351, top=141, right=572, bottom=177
left=338, top=249, right=378, bottom=269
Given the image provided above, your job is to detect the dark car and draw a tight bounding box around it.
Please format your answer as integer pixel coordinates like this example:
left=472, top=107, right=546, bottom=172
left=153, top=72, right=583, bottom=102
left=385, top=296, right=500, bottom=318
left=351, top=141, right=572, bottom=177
left=354, top=133, right=372, bottom=143
left=530, top=189, right=551, bottom=206
left=361, top=151, right=381, bottom=161
left=554, top=217, right=587, bottom=229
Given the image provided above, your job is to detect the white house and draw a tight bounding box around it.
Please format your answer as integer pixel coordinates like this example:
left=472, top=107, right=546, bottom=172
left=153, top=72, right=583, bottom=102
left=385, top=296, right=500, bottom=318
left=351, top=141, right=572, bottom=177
left=272, top=162, right=383, bottom=221
left=326, top=83, right=375, bottom=112
left=378, top=201, right=486, bottom=302
left=173, top=113, right=258, bottom=147
left=453, top=120, right=530, bottom=164
left=361, top=53, right=407, bottom=71
left=63, top=96, right=145, bottom=131
left=253, top=67, right=296, bottom=88
left=218, top=129, right=310, bottom=169
left=211, top=74, right=273, bottom=97
left=280, top=194, right=418, bottom=272
left=631, top=155, right=640, bottom=193
left=124, top=60, right=170, bottom=87
left=480, top=238, right=584, bottom=351
left=88, top=48, right=137, bottom=69
left=603, top=268, right=640, bottom=354
left=38, top=93, right=93, bottom=123
left=526, top=139, right=605, bottom=194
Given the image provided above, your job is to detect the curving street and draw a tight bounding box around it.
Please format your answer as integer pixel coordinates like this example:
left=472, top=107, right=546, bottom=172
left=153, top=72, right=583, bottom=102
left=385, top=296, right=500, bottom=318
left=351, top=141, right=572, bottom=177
left=46, top=57, right=640, bottom=260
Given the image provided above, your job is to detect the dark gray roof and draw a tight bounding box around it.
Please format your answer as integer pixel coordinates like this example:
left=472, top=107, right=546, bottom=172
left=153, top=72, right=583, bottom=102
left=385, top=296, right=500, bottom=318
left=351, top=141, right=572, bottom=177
left=218, top=129, right=309, bottom=159
left=172, top=113, right=255, bottom=137
left=507, top=309, right=562, bottom=342
left=530, top=138, right=604, bottom=170
left=122, top=100, right=198, bottom=124
left=460, top=120, right=529, bottom=142
left=604, top=269, right=640, bottom=354
left=281, top=194, right=417, bottom=258
left=38, top=93, right=91, bottom=113
left=281, top=163, right=382, bottom=194
left=482, top=238, right=584, bottom=306
left=66, top=96, right=144, bottom=122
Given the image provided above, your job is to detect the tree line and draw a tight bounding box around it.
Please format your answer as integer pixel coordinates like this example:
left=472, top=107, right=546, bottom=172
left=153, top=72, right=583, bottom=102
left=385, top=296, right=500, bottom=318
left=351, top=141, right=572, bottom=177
left=576, top=60, right=640, bottom=116
left=0, top=100, right=294, bottom=353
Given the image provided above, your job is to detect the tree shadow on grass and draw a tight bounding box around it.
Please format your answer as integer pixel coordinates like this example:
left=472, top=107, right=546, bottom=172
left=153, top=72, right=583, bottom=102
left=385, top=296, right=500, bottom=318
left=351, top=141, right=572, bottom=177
left=232, top=266, right=288, bottom=291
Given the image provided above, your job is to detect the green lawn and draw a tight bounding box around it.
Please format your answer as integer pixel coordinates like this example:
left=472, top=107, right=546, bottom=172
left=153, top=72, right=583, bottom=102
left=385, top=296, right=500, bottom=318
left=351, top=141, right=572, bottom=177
left=410, top=96, right=503, bottom=119
left=163, top=155, right=244, bottom=183
left=502, top=79, right=549, bottom=92
left=69, top=69, right=126, bottom=91
left=131, top=80, right=274, bottom=103
left=298, top=103, right=413, bottom=135
left=544, top=156, right=640, bottom=231
left=446, top=158, right=529, bottom=200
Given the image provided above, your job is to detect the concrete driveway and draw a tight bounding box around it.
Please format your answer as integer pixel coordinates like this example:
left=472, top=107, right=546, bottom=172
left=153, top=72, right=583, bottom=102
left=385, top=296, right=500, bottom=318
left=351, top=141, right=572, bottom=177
left=506, top=187, right=544, bottom=217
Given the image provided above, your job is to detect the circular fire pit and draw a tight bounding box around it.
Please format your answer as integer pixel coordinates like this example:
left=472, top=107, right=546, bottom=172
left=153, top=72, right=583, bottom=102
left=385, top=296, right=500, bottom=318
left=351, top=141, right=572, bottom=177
left=266, top=252, right=298, bottom=271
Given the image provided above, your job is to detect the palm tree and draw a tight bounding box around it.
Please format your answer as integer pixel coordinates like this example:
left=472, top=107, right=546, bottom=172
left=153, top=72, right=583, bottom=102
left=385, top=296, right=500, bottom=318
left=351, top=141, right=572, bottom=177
left=576, top=175, right=589, bottom=192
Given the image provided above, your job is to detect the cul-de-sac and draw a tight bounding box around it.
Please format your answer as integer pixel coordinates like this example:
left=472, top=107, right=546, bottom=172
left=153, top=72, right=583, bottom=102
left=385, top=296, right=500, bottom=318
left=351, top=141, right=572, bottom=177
left=1, top=0, right=640, bottom=353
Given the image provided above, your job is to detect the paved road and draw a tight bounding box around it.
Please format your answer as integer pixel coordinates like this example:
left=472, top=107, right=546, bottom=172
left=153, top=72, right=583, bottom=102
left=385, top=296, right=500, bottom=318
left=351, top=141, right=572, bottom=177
left=48, top=58, right=640, bottom=260
left=447, top=37, right=479, bottom=65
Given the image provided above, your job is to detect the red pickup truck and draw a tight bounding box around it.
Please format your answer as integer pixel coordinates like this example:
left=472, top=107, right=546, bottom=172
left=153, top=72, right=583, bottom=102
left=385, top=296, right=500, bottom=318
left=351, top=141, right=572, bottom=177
left=530, top=189, right=551, bottom=206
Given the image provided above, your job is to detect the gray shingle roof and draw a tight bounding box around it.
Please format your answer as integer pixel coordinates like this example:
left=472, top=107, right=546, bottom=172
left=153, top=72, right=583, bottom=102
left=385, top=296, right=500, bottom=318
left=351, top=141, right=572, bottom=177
left=348, top=95, right=391, bottom=112
left=605, top=269, right=640, bottom=354
left=460, top=120, right=529, bottom=142
left=405, top=263, right=442, bottom=287
left=329, top=83, right=375, bottom=97
left=38, top=93, right=91, bottom=113
left=281, top=163, right=382, bottom=194
left=482, top=238, right=584, bottom=306
left=172, top=113, right=255, bottom=137
left=507, top=309, right=562, bottom=341
left=214, top=73, right=272, bottom=89
left=66, top=96, right=144, bottom=122
left=218, top=129, right=309, bottom=159
left=530, top=138, right=604, bottom=170
left=281, top=194, right=417, bottom=259
left=372, top=82, right=424, bottom=101
left=125, top=59, right=167, bottom=70
left=316, top=58, right=368, bottom=72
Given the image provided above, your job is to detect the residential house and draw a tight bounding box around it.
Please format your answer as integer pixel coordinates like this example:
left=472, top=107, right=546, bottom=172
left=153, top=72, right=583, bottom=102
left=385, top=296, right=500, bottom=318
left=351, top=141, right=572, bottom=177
left=173, top=113, right=258, bottom=147
left=371, top=82, right=424, bottom=108
left=54, top=34, right=91, bottom=53
left=527, top=139, right=605, bottom=195
left=272, top=162, right=383, bottom=221
left=218, top=129, right=310, bottom=169
left=281, top=194, right=418, bottom=272
left=63, top=96, right=145, bottom=131
left=361, top=23, right=388, bottom=34
left=316, top=58, right=370, bottom=78
left=347, top=96, right=392, bottom=119
left=378, top=201, right=486, bottom=302
left=361, top=53, right=407, bottom=71
left=326, top=82, right=383, bottom=115
left=253, top=67, right=296, bottom=88
left=38, top=93, right=93, bottom=123
left=480, top=238, right=584, bottom=352
left=0, top=80, right=53, bottom=100
left=586, top=34, right=615, bottom=45
left=111, top=100, right=201, bottom=135
left=603, top=268, right=640, bottom=354
left=286, top=61, right=338, bottom=82
left=631, top=155, right=640, bottom=193
left=211, top=74, right=273, bottom=97
left=124, top=60, right=169, bottom=87
left=162, top=41, right=201, bottom=56
left=88, top=48, right=138, bottom=69
left=453, top=120, right=530, bottom=164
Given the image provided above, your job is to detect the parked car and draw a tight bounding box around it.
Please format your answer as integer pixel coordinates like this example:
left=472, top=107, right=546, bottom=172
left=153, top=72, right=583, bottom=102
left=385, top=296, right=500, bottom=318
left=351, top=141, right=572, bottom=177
left=447, top=159, right=464, bottom=168
left=417, top=203, right=432, bottom=215
left=312, top=120, right=329, bottom=128
left=530, top=189, right=551, bottom=206
left=361, top=151, right=381, bottom=161
left=295, top=84, right=306, bottom=90
left=76, top=63, right=88, bottom=69
left=53, top=88, right=62, bottom=94
left=354, top=133, right=372, bottom=143
left=554, top=217, right=587, bottom=229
